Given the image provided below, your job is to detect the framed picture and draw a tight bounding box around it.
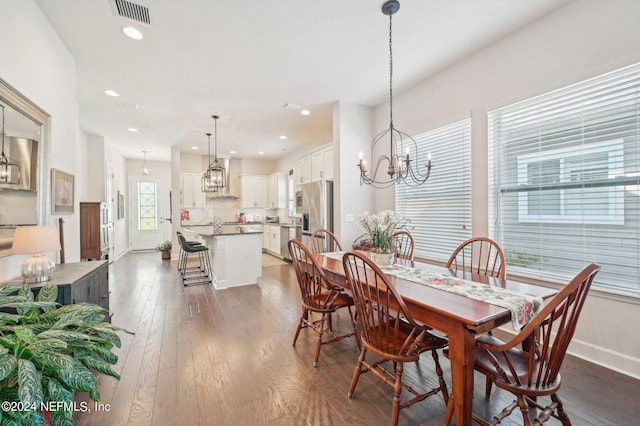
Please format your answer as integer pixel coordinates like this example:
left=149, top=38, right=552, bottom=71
left=117, top=191, right=125, bottom=219
left=52, top=169, right=75, bottom=214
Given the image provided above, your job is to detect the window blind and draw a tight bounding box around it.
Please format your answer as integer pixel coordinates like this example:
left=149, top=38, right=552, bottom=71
left=396, top=118, right=471, bottom=262
left=488, top=63, right=640, bottom=294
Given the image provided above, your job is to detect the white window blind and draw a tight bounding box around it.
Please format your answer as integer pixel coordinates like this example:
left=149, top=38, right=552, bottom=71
left=488, top=63, right=640, bottom=294
left=396, top=118, right=471, bottom=262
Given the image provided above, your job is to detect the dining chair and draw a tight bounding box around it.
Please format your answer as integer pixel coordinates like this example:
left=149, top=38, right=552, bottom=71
left=391, top=230, right=414, bottom=261
left=310, top=228, right=343, bottom=254
left=446, top=237, right=505, bottom=279
left=444, top=263, right=600, bottom=426
left=288, top=239, right=360, bottom=367
left=342, top=251, right=449, bottom=426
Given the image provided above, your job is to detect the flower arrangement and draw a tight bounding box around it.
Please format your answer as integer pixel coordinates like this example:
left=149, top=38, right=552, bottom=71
left=156, top=240, right=172, bottom=251
left=356, top=210, right=409, bottom=253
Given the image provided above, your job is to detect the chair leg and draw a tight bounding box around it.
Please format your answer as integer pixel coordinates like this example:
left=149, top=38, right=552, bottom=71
left=444, top=394, right=455, bottom=426
left=348, top=306, right=361, bottom=350
left=516, top=396, right=533, bottom=426
left=485, top=377, right=493, bottom=399
left=348, top=348, right=367, bottom=398
left=431, top=350, right=449, bottom=405
left=391, top=362, right=404, bottom=426
left=313, top=313, right=327, bottom=367
left=292, top=310, right=308, bottom=346
left=552, top=393, right=572, bottom=426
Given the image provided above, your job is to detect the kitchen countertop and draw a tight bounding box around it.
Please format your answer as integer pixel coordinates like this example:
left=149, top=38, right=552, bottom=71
left=183, top=225, right=262, bottom=236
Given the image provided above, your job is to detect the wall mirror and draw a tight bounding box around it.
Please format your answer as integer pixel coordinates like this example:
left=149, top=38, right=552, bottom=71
left=0, top=77, right=51, bottom=257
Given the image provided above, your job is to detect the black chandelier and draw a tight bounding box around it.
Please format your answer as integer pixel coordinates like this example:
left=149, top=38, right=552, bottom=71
left=201, top=115, right=226, bottom=192
left=357, top=0, right=431, bottom=188
left=0, top=104, right=21, bottom=184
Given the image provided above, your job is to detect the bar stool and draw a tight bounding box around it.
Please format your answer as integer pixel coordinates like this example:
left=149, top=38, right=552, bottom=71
left=176, top=232, right=212, bottom=286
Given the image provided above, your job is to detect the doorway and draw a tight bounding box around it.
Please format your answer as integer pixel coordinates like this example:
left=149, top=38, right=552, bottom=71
left=128, top=175, right=170, bottom=250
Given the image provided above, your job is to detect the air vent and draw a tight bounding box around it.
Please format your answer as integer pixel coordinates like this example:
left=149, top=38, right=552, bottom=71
left=112, top=0, right=151, bottom=26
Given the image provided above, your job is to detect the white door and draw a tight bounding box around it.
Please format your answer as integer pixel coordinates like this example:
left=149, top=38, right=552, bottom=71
left=129, top=175, right=170, bottom=250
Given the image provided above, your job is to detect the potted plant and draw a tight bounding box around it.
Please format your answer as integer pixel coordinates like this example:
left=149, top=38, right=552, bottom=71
left=0, top=282, right=132, bottom=425
left=156, top=240, right=172, bottom=260
left=356, top=210, right=409, bottom=267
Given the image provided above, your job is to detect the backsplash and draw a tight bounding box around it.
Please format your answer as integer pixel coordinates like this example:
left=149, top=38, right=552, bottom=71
left=180, top=198, right=286, bottom=225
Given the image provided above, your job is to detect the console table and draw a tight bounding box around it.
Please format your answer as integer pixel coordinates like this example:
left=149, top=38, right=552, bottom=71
left=1, top=261, right=109, bottom=312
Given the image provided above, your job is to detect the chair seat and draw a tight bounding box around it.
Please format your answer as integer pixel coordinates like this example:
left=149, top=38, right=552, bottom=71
left=304, top=291, right=354, bottom=311
left=366, top=320, right=448, bottom=362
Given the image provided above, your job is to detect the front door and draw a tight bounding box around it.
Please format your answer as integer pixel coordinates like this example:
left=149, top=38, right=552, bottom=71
left=129, top=175, right=169, bottom=250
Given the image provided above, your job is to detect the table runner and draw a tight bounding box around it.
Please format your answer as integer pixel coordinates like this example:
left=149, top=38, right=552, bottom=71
left=323, top=252, right=542, bottom=331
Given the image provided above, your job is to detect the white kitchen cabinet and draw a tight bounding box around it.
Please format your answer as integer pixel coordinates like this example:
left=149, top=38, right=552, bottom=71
left=180, top=172, right=206, bottom=208
left=311, top=146, right=333, bottom=182
left=262, top=225, right=280, bottom=255
left=241, top=175, right=268, bottom=208
left=294, top=155, right=312, bottom=187
left=267, top=172, right=287, bottom=209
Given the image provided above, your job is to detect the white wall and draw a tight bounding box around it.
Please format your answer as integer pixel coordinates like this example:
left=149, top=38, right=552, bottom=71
left=370, top=0, right=640, bottom=378
left=0, top=0, right=80, bottom=280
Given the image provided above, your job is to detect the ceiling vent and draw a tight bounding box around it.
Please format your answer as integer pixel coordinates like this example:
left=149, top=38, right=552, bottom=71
left=111, top=0, right=152, bottom=26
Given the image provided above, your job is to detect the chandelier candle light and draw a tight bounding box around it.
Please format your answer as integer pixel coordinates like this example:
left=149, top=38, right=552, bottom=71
left=357, top=0, right=432, bottom=188
left=202, top=115, right=226, bottom=192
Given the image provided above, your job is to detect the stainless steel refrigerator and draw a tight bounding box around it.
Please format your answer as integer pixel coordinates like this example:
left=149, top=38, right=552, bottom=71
left=301, top=181, right=334, bottom=248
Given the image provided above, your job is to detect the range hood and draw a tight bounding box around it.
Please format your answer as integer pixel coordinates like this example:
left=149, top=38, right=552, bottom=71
left=0, top=137, right=38, bottom=191
left=206, top=157, right=238, bottom=199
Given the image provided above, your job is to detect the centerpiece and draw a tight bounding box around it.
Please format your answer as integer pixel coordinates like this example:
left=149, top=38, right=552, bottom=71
left=356, top=210, right=409, bottom=267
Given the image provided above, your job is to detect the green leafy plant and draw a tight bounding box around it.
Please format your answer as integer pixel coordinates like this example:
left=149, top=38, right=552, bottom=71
left=0, top=282, right=132, bottom=425
left=155, top=240, right=172, bottom=251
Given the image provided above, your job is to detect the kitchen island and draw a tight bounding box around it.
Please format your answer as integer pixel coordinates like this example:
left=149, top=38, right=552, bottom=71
left=183, top=225, right=262, bottom=290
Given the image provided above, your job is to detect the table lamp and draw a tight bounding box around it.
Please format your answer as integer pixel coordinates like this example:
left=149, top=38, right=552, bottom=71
left=11, top=225, right=61, bottom=283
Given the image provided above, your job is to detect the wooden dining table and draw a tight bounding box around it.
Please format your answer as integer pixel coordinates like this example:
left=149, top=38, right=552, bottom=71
left=314, top=251, right=557, bottom=426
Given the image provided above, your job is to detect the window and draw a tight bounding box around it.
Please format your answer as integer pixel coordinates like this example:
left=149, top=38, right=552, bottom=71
left=489, top=63, right=640, bottom=294
left=396, top=118, right=471, bottom=262
left=138, top=181, right=157, bottom=231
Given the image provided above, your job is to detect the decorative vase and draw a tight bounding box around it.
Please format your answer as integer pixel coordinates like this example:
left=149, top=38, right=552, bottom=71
left=370, top=251, right=394, bottom=268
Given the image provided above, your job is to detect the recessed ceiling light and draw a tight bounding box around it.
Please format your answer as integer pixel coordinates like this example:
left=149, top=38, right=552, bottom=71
left=122, top=26, right=143, bottom=40
left=258, top=151, right=264, bottom=155
left=105, top=89, right=120, bottom=97
left=191, top=146, right=198, bottom=150
left=128, top=128, right=138, bottom=132
left=280, top=135, right=287, bottom=140
left=301, top=109, right=310, bottom=116
left=230, top=150, right=236, bottom=154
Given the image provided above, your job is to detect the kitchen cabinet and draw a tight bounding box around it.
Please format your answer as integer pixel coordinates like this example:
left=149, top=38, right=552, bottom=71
left=180, top=172, right=206, bottom=208
left=241, top=175, right=268, bottom=208
left=311, top=146, right=333, bottom=182
left=262, top=224, right=281, bottom=256
left=294, top=155, right=312, bottom=187
left=268, top=172, right=287, bottom=209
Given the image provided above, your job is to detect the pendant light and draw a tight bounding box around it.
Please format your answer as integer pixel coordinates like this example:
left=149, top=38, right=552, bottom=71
left=0, top=104, right=21, bottom=184
left=357, top=0, right=432, bottom=188
left=141, top=150, right=149, bottom=175
left=201, top=115, right=226, bottom=192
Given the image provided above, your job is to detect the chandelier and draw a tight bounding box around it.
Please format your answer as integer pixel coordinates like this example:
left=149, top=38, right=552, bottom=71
left=201, top=115, right=226, bottom=192
left=0, top=104, right=21, bottom=184
left=357, top=0, right=431, bottom=188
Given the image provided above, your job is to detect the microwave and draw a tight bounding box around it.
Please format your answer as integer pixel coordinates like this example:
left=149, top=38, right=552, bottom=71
left=295, top=191, right=303, bottom=208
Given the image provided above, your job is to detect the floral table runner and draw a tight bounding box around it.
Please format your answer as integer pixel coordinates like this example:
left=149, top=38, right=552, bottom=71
left=323, top=252, right=542, bottom=331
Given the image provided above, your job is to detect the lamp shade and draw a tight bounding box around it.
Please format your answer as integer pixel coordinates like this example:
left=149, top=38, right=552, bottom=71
left=12, top=225, right=61, bottom=254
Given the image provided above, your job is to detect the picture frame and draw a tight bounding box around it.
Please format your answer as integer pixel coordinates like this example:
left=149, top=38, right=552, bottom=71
left=52, top=168, right=75, bottom=214
left=117, top=191, right=125, bottom=219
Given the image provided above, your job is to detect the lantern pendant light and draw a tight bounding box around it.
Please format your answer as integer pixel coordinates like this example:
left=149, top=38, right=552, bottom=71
left=0, top=104, right=21, bottom=184
left=201, top=115, right=226, bottom=192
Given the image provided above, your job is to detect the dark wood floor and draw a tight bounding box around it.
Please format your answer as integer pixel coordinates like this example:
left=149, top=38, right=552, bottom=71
left=74, top=252, right=640, bottom=425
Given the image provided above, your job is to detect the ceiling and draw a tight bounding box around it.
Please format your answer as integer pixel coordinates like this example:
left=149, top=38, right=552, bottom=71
left=34, top=0, right=572, bottom=162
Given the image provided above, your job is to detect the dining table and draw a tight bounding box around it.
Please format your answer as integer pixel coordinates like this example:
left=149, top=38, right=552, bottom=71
left=314, top=251, right=557, bottom=426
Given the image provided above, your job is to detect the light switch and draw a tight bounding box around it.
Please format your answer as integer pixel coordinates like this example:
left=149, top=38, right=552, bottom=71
left=345, top=214, right=354, bottom=222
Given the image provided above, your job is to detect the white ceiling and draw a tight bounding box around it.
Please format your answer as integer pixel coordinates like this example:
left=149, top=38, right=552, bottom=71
left=35, top=0, right=572, bottom=162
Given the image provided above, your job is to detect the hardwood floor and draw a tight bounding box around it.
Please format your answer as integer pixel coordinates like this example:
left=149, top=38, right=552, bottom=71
left=74, top=252, right=640, bottom=425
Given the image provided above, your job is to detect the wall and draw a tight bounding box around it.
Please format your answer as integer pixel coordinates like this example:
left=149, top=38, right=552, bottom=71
left=0, top=0, right=79, bottom=280
left=370, top=0, right=640, bottom=377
